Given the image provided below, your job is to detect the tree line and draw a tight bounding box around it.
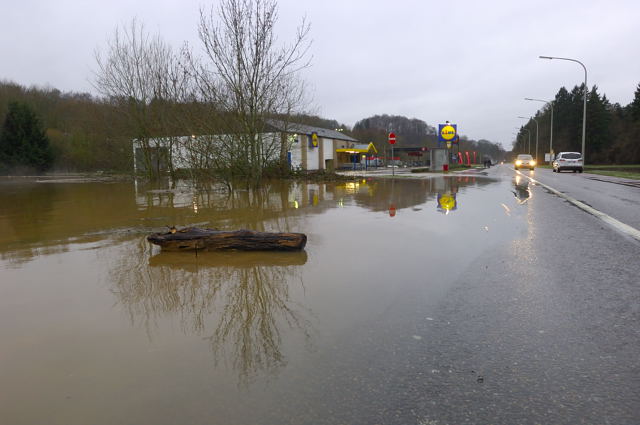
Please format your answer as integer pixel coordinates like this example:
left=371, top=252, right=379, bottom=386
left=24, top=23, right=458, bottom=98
left=0, top=81, right=131, bottom=173
left=514, top=83, right=640, bottom=163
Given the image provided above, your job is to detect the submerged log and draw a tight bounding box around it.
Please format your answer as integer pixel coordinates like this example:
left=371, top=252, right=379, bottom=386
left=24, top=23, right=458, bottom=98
left=147, top=227, right=307, bottom=252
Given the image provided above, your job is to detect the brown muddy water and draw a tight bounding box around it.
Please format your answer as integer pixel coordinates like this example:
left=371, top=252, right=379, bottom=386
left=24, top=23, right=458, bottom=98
left=0, top=174, right=529, bottom=425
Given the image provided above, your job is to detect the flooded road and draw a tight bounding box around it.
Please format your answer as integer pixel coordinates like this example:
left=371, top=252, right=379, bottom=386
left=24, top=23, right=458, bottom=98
left=1, top=171, right=639, bottom=425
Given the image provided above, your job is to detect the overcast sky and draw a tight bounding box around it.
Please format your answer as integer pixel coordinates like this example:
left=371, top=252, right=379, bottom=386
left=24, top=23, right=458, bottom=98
left=1, top=0, right=639, bottom=148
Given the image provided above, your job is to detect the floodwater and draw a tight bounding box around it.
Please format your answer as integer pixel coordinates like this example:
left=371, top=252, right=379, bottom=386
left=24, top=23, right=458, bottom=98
left=0, top=174, right=532, bottom=425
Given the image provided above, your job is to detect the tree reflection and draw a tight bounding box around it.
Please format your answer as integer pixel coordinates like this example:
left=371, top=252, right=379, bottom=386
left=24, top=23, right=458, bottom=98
left=109, top=239, right=312, bottom=385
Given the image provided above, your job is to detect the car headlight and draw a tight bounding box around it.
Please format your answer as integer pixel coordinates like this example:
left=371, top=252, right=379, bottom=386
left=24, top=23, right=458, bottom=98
left=530, top=160, right=536, bottom=166
left=515, top=160, right=522, bottom=165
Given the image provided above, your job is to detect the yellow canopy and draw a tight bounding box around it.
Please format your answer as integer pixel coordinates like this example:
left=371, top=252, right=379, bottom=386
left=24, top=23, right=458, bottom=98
left=336, top=142, right=378, bottom=154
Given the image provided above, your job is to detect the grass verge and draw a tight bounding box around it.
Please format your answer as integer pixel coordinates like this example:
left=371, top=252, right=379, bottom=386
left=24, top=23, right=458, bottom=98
left=523, top=163, right=640, bottom=179
left=586, top=170, right=640, bottom=180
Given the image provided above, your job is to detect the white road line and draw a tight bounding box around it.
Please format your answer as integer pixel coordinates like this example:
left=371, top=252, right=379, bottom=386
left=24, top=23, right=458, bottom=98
left=514, top=169, right=640, bottom=243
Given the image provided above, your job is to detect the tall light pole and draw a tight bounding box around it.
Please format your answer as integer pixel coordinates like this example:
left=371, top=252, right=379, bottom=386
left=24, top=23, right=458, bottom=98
left=519, top=116, right=539, bottom=161
left=539, top=55, right=587, bottom=166
left=525, top=97, right=554, bottom=163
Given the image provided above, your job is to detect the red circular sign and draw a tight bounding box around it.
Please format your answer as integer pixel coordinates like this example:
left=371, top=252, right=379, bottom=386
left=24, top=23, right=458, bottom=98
left=388, top=132, right=396, bottom=145
left=389, top=204, right=397, bottom=217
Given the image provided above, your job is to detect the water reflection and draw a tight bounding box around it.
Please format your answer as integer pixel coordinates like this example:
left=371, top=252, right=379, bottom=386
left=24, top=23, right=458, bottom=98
left=512, top=175, right=532, bottom=204
left=0, top=177, right=497, bottom=266
left=334, top=176, right=493, bottom=214
left=0, top=178, right=136, bottom=266
left=437, top=192, right=458, bottom=214
left=110, top=240, right=312, bottom=385
left=0, top=178, right=325, bottom=265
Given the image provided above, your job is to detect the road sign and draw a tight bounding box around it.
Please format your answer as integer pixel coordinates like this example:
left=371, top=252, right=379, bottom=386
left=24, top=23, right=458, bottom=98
left=388, top=204, right=397, bottom=217
left=310, top=132, right=319, bottom=147
left=438, top=124, right=457, bottom=142
left=388, top=132, right=396, bottom=145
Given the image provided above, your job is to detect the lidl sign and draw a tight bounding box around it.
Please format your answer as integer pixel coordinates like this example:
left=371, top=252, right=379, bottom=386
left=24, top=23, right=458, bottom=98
left=309, top=132, right=319, bottom=147
left=438, top=124, right=457, bottom=143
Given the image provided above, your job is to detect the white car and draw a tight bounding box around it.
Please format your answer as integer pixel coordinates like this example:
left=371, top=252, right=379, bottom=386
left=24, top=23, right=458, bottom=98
left=553, top=152, right=583, bottom=173
left=514, top=154, right=536, bottom=170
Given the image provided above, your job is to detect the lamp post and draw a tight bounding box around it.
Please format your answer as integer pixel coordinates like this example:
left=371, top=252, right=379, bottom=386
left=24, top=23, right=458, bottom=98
left=519, top=116, right=539, bottom=161
left=539, top=55, right=587, bottom=166
left=525, top=98, right=554, bottom=163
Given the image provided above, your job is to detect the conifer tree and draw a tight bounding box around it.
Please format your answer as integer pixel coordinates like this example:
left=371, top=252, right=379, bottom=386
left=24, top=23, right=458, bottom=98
left=0, top=101, right=54, bottom=172
left=629, top=83, right=640, bottom=121
left=586, top=86, right=611, bottom=159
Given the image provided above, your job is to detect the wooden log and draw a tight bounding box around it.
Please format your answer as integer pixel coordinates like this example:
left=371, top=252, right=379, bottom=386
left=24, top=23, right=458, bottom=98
left=147, top=227, right=307, bottom=252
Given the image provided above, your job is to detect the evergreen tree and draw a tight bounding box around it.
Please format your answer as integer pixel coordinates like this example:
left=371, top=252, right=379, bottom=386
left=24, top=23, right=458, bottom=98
left=586, top=86, right=612, bottom=161
left=629, top=83, right=640, bottom=121
left=0, top=101, right=54, bottom=172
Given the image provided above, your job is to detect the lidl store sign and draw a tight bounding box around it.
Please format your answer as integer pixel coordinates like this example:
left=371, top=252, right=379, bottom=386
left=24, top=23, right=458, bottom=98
left=438, top=124, right=457, bottom=142
left=309, top=132, right=319, bottom=147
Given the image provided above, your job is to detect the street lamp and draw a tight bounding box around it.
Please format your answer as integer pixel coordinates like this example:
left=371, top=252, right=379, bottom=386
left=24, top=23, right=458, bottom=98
left=518, top=116, right=539, bottom=161
left=525, top=97, right=554, bottom=163
left=539, top=55, right=588, bottom=166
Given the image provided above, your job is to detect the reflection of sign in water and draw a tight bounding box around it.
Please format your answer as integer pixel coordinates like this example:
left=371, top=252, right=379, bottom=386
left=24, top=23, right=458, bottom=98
left=438, top=124, right=457, bottom=142
left=437, top=192, right=457, bottom=213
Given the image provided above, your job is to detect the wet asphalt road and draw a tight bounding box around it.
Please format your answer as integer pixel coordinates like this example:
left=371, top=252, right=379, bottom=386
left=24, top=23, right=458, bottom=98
left=513, top=166, right=640, bottom=230
left=409, top=165, right=640, bottom=424
left=287, top=165, right=640, bottom=425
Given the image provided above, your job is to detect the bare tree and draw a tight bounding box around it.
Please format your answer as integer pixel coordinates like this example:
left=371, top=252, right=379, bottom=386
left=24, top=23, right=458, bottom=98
left=192, top=0, right=312, bottom=185
left=93, top=19, right=192, bottom=178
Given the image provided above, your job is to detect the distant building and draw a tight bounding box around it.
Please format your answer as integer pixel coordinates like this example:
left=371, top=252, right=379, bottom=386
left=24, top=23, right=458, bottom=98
left=132, top=120, right=364, bottom=173
left=265, top=120, right=364, bottom=171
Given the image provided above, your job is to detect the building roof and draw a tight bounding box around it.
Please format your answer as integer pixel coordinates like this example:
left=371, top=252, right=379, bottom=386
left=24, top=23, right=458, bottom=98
left=266, top=119, right=359, bottom=142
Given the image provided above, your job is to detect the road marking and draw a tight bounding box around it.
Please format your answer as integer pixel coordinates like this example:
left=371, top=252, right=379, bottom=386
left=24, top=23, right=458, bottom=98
left=514, top=169, right=640, bottom=243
